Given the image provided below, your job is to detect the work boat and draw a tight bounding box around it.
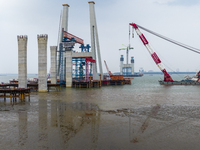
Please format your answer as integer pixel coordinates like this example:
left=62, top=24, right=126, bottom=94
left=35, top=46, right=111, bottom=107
left=129, top=22, right=200, bottom=85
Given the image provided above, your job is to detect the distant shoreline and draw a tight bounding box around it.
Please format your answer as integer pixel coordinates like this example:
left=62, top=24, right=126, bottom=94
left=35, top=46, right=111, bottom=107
left=110, top=72, right=196, bottom=75
left=0, top=72, right=196, bottom=76
left=142, top=72, right=196, bottom=75
left=0, top=74, right=38, bottom=76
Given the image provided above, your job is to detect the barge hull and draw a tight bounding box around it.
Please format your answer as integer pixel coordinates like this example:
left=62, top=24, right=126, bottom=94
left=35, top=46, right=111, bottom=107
left=159, top=80, right=200, bottom=85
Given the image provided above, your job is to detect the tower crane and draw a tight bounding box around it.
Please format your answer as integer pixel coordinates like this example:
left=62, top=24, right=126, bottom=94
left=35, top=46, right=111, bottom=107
left=104, top=60, right=123, bottom=80
left=129, top=23, right=174, bottom=82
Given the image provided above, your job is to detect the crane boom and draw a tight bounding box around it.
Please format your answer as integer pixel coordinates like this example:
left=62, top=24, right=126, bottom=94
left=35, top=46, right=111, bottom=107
left=104, top=60, right=124, bottom=80
left=130, top=23, right=174, bottom=82
left=196, top=71, right=200, bottom=82
left=104, top=60, right=113, bottom=77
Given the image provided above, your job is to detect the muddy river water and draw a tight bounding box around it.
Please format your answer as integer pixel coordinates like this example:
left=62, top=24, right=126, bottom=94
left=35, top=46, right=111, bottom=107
left=1, top=74, right=200, bottom=150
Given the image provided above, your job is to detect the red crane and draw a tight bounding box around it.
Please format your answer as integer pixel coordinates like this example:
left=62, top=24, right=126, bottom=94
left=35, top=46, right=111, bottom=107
left=129, top=23, right=174, bottom=82
left=196, top=71, right=200, bottom=82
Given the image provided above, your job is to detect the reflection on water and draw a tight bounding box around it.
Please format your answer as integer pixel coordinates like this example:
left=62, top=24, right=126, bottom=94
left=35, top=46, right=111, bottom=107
left=1, top=97, right=200, bottom=149
left=1, top=75, right=200, bottom=149
left=38, top=97, right=48, bottom=149
left=18, top=111, right=27, bottom=146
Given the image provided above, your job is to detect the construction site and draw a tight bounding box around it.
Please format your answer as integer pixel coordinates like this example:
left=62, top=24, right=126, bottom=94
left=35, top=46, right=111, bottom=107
left=55, top=2, right=131, bottom=88
left=0, top=1, right=132, bottom=103
left=2, top=1, right=200, bottom=150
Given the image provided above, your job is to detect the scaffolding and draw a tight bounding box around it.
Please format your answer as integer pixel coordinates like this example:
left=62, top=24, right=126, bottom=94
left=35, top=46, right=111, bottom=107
left=58, top=37, right=75, bottom=83
left=85, top=58, right=96, bottom=81
left=72, top=57, right=94, bottom=81
left=57, top=30, right=94, bottom=83
left=72, top=58, right=85, bottom=80
left=58, top=43, right=64, bottom=82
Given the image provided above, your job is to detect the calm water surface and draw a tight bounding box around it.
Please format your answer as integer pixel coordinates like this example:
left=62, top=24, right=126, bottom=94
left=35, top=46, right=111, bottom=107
left=1, top=74, right=200, bottom=150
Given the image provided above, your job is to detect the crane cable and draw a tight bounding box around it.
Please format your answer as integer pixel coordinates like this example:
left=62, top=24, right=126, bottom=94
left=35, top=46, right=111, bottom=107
left=136, top=24, right=200, bottom=55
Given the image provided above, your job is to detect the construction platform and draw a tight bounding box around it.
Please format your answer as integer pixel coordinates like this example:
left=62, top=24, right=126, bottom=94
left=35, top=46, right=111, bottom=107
left=0, top=83, right=61, bottom=92
left=72, top=80, right=101, bottom=88
left=72, top=78, right=131, bottom=88
left=103, top=80, right=125, bottom=85
left=0, top=88, right=30, bottom=102
left=102, top=79, right=132, bottom=86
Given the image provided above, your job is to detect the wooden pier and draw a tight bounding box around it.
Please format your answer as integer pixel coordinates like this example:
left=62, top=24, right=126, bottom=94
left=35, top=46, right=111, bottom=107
left=0, top=88, right=30, bottom=102
left=0, top=83, right=61, bottom=92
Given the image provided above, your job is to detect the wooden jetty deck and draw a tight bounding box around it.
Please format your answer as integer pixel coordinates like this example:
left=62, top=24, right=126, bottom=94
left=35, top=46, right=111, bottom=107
left=0, top=88, right=30, bottom=101
left=0, top=83, right=61, bottom=92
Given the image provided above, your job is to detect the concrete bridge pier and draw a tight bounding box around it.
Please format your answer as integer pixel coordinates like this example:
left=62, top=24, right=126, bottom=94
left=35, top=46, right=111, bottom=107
left=66, top=50, right=72, bottom=87
left=50, top=46, right=57, bottom=84
left=18, top=35, right=28, bottom=88
left=37, top=34, right=48, bottom=92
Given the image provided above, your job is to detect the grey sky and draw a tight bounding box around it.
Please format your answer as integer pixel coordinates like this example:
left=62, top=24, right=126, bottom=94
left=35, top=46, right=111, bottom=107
left=0, top=0, right=200, bottom=74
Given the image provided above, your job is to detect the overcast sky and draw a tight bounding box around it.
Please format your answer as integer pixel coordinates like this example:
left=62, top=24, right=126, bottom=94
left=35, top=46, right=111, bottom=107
left=1, top=0, right=200, bottom=74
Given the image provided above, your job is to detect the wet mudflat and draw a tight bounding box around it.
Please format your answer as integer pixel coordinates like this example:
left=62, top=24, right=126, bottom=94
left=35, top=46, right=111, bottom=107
left=1, top=75, right=200, bottom=150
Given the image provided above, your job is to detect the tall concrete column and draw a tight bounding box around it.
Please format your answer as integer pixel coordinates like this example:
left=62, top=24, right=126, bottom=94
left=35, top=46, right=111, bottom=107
left=57, top=4, right=70, bottom=79
left=38, top=34, right=48, bottom=92
left=18, top=35, right=28, bottom=88
left=65, top=50, right=72, bottom=87
left=131, top=57, right=134, bottom=75
left=88, top=1, right=103, bottom=80
left=60, top=4, right=70, bottom=43
left=50, top=46, right=57, bottom=84
left=120, top=55, right=124, bottom=75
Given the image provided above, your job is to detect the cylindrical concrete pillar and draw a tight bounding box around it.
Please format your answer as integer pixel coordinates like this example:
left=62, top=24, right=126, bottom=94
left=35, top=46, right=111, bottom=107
left=18, top=35, right=28, bottom=88
left=37, top=34, right=48, bottom=92
left=131, top=57, right=134, bottom=75
left=50, top=46, right=57, bottom=84
left=120, top=55, right=124, bottom=75
left=65, top=50, right=72, bottom=87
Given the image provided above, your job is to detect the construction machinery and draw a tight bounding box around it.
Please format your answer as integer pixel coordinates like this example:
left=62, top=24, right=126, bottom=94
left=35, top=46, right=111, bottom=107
left=104, top=60, right=124, bottom=80
left=129, top=22, right=200, bottom=85
left=129, top=23, right=174, bottom=82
